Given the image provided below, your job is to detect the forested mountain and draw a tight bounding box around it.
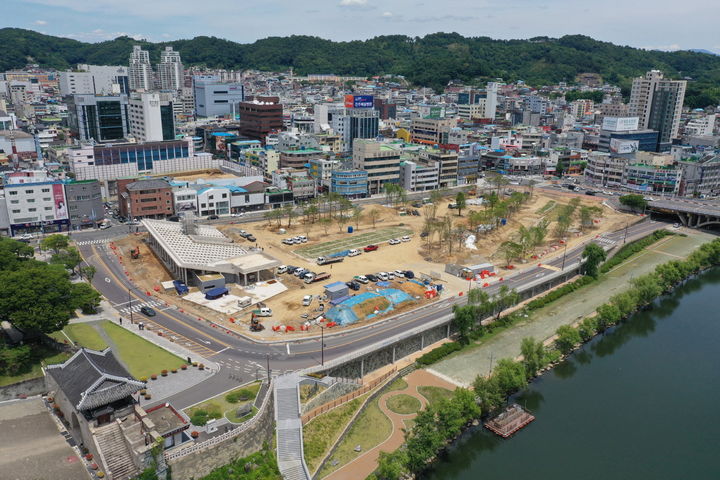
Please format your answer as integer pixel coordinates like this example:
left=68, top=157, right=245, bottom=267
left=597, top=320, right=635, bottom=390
left=2, top=28, right=719, bottom=107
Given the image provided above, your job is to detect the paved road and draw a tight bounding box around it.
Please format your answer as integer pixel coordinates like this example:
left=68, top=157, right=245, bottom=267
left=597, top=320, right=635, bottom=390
left=77, top=218, right=664, bottom=408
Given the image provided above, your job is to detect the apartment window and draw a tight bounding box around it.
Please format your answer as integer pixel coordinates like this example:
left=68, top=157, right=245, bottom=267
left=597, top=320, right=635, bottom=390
left=43, top=197, right=51, bottom=202
left=9, top=191, right=17, bottom=195
left=28, top=208, right=37, bottom=212
left=44, top=206, right=52, bottom=211
left=25, top=189, right=34, bottom=194
left=10, top=200, right=18, bottom=204
left=11, top=209, right=20, bottom=213
left=27, top=199, right=35, bottom=203
left=41, top=188, right=50, bottom=193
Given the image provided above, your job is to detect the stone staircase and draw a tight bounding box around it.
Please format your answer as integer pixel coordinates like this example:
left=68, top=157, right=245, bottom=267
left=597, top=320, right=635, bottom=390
left=94, top=421, right=140, bottom=480
left=275, top=374, right=311, bottom=480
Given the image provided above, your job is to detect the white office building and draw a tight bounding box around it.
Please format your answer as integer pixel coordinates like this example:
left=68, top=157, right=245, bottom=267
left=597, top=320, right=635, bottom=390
left=128, top=46, right=153, bottom=91
left=399, top=159, right=439, bottom=191
left=128, top=92, right=175, bottom=142
left=193, top=76, right=244, bottom=118
left=59, top=65, right=129, bottom=96
left=157, top=46, right=183, bottom=91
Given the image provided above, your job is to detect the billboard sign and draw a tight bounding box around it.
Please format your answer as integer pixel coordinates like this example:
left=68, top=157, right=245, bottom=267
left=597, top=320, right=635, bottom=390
left=52, top=183, right=68, bottom=220
left=602, top=116, right=639, bottom=132
left=610, top=139, right=639, bottom=154
left=344, top=95, right=374, bottom=109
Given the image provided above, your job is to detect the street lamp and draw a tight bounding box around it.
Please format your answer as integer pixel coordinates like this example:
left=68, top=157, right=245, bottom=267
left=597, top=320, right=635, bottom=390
left=561, top=242, right=568, bottom=271
left=320, top=325, right=325, bottom=366
left=128, top=287, right=134, bottom=324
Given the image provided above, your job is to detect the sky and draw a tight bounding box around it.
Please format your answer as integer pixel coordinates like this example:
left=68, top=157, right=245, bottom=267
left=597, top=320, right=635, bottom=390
left=3, top=0, right=720, bottom=53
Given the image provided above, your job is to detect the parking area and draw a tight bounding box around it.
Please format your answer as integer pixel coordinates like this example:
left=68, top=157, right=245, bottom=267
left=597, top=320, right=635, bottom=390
left=294, top=227, right=413, bottom=259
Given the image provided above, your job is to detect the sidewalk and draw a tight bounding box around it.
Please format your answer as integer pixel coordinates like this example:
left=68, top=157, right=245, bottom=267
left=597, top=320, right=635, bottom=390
left=324, top=369, right=456, bottom=480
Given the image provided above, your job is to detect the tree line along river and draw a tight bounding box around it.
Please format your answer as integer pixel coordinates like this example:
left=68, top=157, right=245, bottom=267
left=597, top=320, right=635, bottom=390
left=422, top=267, right=720, bottom=480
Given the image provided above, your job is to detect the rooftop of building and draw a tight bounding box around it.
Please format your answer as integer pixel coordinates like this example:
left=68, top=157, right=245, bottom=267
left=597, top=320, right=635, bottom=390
left=125, top=179, right=172, bottom=191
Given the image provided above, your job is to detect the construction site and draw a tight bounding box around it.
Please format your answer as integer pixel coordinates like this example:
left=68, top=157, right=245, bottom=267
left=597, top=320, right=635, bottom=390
left=108, top=187, right=638, bottom=339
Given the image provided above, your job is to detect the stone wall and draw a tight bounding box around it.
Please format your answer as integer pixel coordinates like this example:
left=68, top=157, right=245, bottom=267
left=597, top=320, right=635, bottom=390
left=167, top=392, right=275, bottom=480
left=0, top=376, right=46, bottom=401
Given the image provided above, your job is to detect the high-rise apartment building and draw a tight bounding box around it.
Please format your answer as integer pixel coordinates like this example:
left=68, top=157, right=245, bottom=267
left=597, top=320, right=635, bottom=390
left=128, top=45, right=153, bottom=91
left=128, top=92, right=175, bottom=142
left=629, top=70, right=686, bottom=146
left=157, top=46, right=183, bottom=91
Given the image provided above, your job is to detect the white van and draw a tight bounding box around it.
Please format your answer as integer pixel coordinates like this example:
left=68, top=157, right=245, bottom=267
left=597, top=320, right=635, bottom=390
left=348, top=249, right=361, bottom=257
left=277, top=265, right=287, bottom=274
left=378, top=272, right=389, bottom=281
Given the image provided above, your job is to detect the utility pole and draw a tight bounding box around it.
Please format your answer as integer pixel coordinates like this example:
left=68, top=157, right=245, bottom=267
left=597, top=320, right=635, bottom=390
left=623, top=222, right=629, bottom=244
left=561, top=242, right=568, bottom=271
left=266, top=353, right=271, bottom=383
left=128, top=287, right=134, bottom=324
left=320, top=325, right=325, bottom=366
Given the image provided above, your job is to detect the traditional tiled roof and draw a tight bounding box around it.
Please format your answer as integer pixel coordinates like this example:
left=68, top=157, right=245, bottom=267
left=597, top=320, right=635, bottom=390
left=46, top=348, right=145, bottom=411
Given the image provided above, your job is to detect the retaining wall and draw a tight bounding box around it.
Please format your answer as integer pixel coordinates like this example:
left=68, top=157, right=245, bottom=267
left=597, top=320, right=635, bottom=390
left=0, top=376, right=47, bottom=401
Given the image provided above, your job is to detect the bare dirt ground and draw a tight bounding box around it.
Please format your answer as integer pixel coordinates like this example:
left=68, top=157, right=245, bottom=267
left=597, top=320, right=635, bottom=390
left=115, top=190, right=636, bottom=339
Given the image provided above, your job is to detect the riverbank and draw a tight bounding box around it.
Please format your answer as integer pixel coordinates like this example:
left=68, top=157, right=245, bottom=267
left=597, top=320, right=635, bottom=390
left=429, top=230, right=714, bottom=385
left=421, top=267, right=720, bottom=480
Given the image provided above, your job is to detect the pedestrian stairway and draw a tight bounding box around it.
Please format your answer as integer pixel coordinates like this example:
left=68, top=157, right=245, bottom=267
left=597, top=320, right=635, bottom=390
left=94, top=421, right=140, bottom=480
left=274, top=373, right=311, bottom=480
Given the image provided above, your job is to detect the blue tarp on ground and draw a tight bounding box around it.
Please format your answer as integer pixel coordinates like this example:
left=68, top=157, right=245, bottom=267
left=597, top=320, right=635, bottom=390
left=325, top=288, right=414, bottom=326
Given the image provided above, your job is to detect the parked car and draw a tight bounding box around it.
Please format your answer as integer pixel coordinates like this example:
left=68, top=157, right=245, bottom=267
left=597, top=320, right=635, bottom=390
left=345, top=281, right=361, bottom=291
left=294, top=268, right=307, bottom=277
left=377, top=272, right=389, bottom=281
left=354, top=275, right=369, bottom=284
left=400, top=235, right=411, bottom=242
left=207, top=214, right=219, bottom=220
left=282, top=238, right=295, bottom=245
left=285, top=265, right=298, bottom=274
left=246, top=235, right=256, bottom=242
left=167, top=215, right=180, bottom=222
left=348, top=249, right=362, bottom=257
left=412, top=201, right=422, bottom=208
left=403, top=270, right=415, bottom=279
left=298, top=235, right=308, bottom=243
left=302, top=295, right=313, bottom=306
left=394, top=270, right=406, bottom=278
left=387, top=271, right=396, bottom=279
left=277, top=265, right=288, bottom=274
left=99, top=222, right=111, bottom=230
left=239, top=230, right=249, bottom=237
left=420, top=231, right=429, bottom=238
left=364, top=244, right=379, bottom=252
left=388, top=238, right=401, bottom=245
left=140, top=306, right=156, bottom=317
left=448, top=203, right=458, bottom=209
left=365, top=274, right=379, bottom=282
left=231, top=212, right=244, bottom=217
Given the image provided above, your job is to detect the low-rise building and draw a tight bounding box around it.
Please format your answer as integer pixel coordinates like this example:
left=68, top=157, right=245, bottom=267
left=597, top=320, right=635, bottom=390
left=352, top=140, right=401, bottom=194
left=64, top=179, right=104, bottom=229
left=584, top=152, right=626, bottom=187
left=399, top=160, right=439, bottom=191
left=330, top=169, right=368, bottom=198
left=678, top=155, right=720, bottom=197
left=118, top=178, right=174, bottom=219
left=622, top=163, right=681, bottom=194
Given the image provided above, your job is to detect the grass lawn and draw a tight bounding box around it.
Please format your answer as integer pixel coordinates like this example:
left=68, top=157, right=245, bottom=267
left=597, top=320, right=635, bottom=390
left=185, top=382, right=262, bottom=425
left=0, top=346, right=70, bottom=387
left=387, top=376, right=408, bottom=392
left=62, top=323, right=108, bottom=350
left=417, top=386, right=454, bottom=406
left=101, top=321, right=184, bottom=378
left=386, top=394, right=421, bottom=414
left=303, top=393, right=369, bottom=472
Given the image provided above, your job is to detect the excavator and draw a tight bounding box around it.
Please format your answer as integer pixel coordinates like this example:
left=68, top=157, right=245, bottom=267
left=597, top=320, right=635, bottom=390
left=249, top=312, right=265, bottom=332
left=130, top=246, right=141, bottom=259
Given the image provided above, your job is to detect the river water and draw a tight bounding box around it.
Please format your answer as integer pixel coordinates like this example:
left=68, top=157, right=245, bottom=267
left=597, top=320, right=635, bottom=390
left=423, top=268, right=720, bottom=480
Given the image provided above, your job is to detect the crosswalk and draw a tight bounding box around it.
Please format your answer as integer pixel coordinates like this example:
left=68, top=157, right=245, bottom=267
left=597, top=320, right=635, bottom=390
left=594, top=236, right=616, bottom=247
left=117, top=299, right=165, bottom=315
left=75, top=238, right=110, bottom=246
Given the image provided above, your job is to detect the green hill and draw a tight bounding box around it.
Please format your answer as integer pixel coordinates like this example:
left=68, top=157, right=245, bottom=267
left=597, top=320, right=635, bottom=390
left=2, top=28, right=719, bottom=108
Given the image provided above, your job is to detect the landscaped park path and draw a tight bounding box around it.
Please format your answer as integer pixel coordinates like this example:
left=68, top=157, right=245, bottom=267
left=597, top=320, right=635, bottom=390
left=324, top=369, right=456, bottom=480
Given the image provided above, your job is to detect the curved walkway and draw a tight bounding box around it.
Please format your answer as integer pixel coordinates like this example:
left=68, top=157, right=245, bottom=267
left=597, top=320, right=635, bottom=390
left=324, top=370, right=456, bottom=480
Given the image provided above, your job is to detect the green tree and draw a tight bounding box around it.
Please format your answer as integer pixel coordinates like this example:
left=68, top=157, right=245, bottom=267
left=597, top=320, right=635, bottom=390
left=582, top=243, right=607, bottom=278
left=375, top=450, right=408, bottom=480
left=351, top=205, right=363, bottom=230
left=555, top=325, right=582, bottom=354
left=0, top=237, right=34, bottom=271
left=455, top=191, right=467, bottom=216
left=492, top=285, right=520, bottom=320
left=630, top=274, right=662, bottom=305
left=520, top=337, right=546, bottom=378
left=492, top=359, right=527, bottom=395
left=51, top=246, right=83, bottom=273
left=367, top=207, right=382, bottom=229
left=40, top=233, right=69, bottom=253
left=472, top=374, right=504, bottom=411
left=79, top=264, right=97, bottom=281
left=452, top=304, right=476, bottom=344
left=71, top=282, right=102, bottom=314
left=610, top=291, right=638, bottom=317
left=596, top=303, right=621, bottom=330
left=577, top=317, right=598, bottom=342
left=619, top=194, right=648, bottom=213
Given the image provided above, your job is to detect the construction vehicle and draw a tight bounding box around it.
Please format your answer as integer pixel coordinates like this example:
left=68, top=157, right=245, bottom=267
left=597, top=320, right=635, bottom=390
left=130, top=246, right=141, bottom=259
left=249, top=312, right=265, bottom=332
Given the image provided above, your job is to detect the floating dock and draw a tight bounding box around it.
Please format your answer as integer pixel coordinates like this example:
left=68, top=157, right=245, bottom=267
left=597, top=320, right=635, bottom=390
left=484, top=404, right=535, bottom=438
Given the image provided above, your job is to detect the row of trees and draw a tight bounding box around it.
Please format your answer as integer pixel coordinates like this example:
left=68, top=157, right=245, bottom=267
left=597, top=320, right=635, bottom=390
left=373, top=388, right=480, bottom=480
left=452, top=286, right=521, bottom=344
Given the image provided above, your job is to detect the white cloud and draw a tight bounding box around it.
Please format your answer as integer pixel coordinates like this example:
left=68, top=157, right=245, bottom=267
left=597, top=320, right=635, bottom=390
left=62, top=29, right=145, bottom=42
left=382, top=11, right=393, bottom=17
left=642, top=43, right=682, bottom=51
left=339, top=0, right=367, bottom=6
left=34, top=20, right=48, bottom=25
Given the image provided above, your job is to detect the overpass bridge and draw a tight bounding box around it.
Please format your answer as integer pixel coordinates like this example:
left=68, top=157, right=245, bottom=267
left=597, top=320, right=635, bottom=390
left=648, top=199, right=720, bottom=228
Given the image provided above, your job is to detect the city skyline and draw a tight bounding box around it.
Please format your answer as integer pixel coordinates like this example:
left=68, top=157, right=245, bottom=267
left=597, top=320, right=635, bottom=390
left=3, top=0, right=720, bottom=54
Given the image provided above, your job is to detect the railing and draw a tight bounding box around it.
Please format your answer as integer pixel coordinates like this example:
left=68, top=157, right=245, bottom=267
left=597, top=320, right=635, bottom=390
left=301, top=368, right=396, bottom=425
left=164, top=380, right=273, bottom=461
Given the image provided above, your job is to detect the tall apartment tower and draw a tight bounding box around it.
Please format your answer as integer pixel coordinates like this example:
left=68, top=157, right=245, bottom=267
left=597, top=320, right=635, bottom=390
left=628, top=70, right=686, bottom=146
left=157, top=46, right=183, bottom=91
left=128, top=45, right=153, bottom=91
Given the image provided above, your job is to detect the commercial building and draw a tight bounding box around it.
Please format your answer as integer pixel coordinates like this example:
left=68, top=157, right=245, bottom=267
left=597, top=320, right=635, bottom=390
left=66, top=94, right=129, bottom=142
left=238, top=98, right=283, bottom=142
left=278, top=148, right=323, bottom=169
left=128, top=46, right=153, bottom=91
left=68, top=139, right=220, bottom=198
left=330, top=169, right=368, bottom=198
left=410, top=117, right=456, bottom=145
left=193, top=76, right=245, bottom=118
left=420, top=148, right=458, bottom=188
left=338, top=107, right=379, bottom=152
left=3, top=180, right=70, bottom=236
left=684, top=114, right=716, bottom=137
left=598, top=118, right=659, bottom=154
left=352, top=140, right=401, bottom=194
left=399, top=160, right=439, bottom=191
left=308, top=158, right=340, bottom=188
left=678, top=155, right=720, bottom=197
left=118, top=178, right=174, bottom=219
left=583, top=152, right=627, bottom=187
left=271, top=169, right=316, bottom=200
left=622, top=163, right=681, bottom=194
left=127, top=92, right=175, bottom=142
left=59, top=65, right=129, bottom=96
left=157, top=46, right=183, bottom=91
left=64, top=179, right=104, bottom=229
left=629, top=70, right=686, bottom=146
left=143, top=218, right=281, bottom=286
